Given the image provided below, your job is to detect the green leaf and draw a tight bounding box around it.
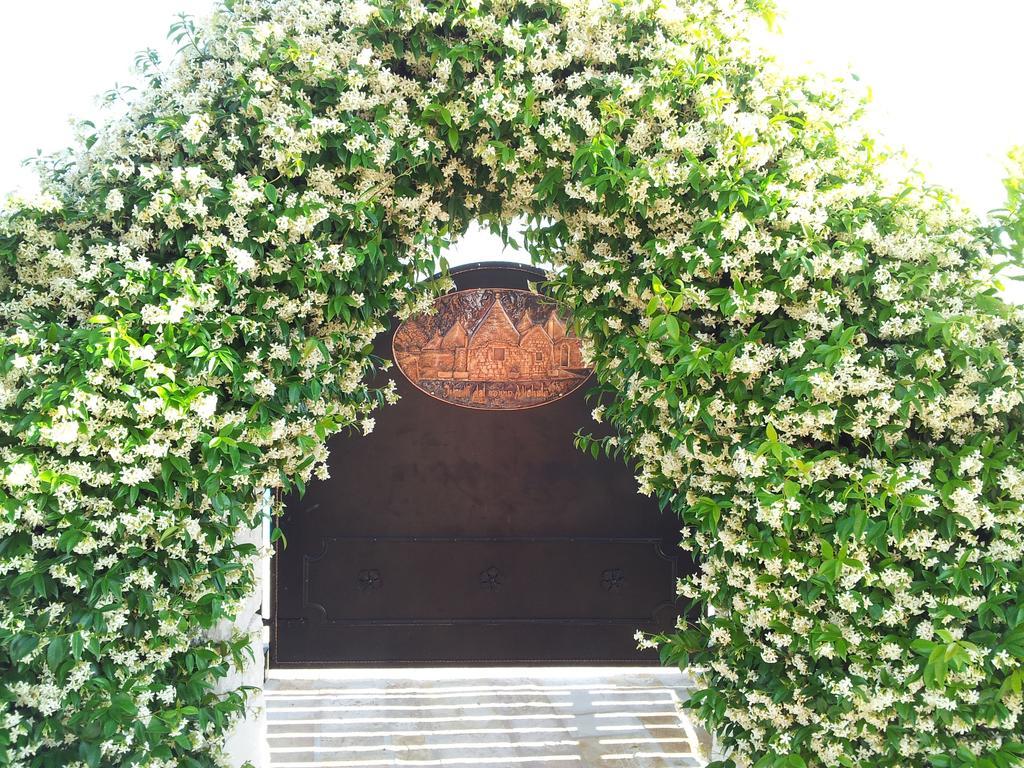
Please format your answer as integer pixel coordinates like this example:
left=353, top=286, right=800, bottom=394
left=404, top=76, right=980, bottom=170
left=70, top=632, right=84, bottom=661
left=665, top=314, right=680, bottom=342
left=46, top=636, right=67, bottom=672
left=9, top=633, right=38, bottom=662
left=79, top=740, right=101, bottom=768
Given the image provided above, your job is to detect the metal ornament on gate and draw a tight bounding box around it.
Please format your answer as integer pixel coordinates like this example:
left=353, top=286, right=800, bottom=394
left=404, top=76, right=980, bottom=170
left=392, top=288, right=593, bottom=410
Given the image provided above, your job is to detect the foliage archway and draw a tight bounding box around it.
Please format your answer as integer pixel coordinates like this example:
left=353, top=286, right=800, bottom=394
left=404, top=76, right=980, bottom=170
left=2, top=0, right=1024, bottom=766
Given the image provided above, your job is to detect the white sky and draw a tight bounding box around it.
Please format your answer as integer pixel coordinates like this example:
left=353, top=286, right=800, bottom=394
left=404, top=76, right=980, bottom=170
left=1, top=1, right=1021, bottom=269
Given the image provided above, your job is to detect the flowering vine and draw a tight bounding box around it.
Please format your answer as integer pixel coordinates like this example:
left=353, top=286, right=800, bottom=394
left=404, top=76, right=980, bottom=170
left=1, top=0, right=1022, bottom=766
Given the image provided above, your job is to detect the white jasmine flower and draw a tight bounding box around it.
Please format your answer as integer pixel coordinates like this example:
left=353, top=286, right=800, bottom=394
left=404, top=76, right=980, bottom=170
left=253, top=378, right=276, bottom=397
left=104, top=189, right=125, bottom=212
left=227, top=246, right=257, bottom=274
left=5, top=462, right=33, bottom=487
left=191, top=393, right=218, bottom=422
left=182, top=113, right=212, bottom=144
left=129, top=345, right=157, bottom=362
left=47, top=420, right=79, bottom=443
left=721, top=212, right=748, bottom=241
left=959, top=451, right=983, bottom=476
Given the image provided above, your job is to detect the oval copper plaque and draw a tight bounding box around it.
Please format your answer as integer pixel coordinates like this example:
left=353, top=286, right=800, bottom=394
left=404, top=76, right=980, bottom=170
left=392, top=288, right=593, bottom=410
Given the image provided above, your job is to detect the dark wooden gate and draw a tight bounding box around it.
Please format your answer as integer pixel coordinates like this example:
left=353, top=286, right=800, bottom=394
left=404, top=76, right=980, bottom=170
left=272, top=263, right=691, bottom=666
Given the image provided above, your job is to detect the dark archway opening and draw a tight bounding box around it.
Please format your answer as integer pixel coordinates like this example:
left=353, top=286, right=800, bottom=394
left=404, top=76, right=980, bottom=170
left=271, top=262, right=693, bottom=666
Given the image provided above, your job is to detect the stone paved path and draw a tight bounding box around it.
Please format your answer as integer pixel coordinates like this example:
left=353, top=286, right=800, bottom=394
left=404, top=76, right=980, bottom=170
left=265, top=668, right=707, bottom=767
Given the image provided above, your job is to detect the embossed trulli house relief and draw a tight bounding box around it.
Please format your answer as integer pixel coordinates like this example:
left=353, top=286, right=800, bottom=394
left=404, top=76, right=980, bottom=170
left=392, top=288, right=593, bottom=410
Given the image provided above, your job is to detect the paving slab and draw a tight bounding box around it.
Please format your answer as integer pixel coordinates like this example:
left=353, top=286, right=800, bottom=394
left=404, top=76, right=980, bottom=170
left=265, top=668, right=708, bottom=767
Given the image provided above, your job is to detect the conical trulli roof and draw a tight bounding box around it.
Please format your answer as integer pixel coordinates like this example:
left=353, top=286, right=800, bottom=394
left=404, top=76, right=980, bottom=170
left=544, top=311, right=566, bottom=340
left=520, top=323, right=552, bottom=345
left=441, top=320, right=469, bottom=349
left=469, top=299, right=520, bottom=348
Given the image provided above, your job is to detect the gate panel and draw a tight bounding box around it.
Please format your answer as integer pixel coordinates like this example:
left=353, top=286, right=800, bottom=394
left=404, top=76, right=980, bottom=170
left=272, top=263, right=693, bottom=666
left=302, top=538, right=675, bottom=621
